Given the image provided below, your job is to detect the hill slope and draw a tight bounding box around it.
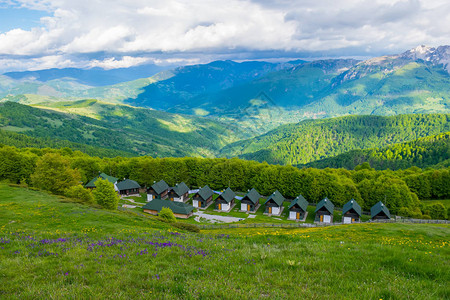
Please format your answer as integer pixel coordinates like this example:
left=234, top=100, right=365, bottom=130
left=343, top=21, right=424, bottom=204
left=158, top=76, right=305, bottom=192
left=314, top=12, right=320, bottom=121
left=299, top=132, right=450, bottom=170
left=1, top=184, right=449, bottom=298
left=0, top=101, right=245, bottom=158
left=220, top=114, right=450, bottom=165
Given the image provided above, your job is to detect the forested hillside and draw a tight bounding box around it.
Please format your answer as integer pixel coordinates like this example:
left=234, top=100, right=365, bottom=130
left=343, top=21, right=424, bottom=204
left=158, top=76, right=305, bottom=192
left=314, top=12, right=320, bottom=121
left=300, top=132, right=450, bottom=170
left=1, top=144, right=449, bottom=217
left=0, top=101, right=244, bottom=158
left=220, top=114, right=450, bottom=165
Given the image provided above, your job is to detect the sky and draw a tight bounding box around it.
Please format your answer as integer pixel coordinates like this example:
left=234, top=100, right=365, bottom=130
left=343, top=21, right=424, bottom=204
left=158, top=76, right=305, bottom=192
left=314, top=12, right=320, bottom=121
left=0, top=0, right=449, bottom=72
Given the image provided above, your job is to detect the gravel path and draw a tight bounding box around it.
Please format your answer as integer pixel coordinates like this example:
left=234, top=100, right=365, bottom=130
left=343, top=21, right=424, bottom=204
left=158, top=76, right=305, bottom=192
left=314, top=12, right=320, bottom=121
left=193, top=211, right=244, bottom=223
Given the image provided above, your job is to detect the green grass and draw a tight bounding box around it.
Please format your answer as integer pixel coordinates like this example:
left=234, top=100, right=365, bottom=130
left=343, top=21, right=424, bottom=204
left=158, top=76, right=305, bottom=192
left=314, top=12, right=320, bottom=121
left=421, top=199, right=450, bottom=208
left=1, top=184, right=449, bottom=299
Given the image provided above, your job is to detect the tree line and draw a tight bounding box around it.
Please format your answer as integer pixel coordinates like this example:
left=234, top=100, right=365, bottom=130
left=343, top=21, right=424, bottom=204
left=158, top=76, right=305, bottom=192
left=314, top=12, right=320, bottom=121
left=1, top=145, right=448, bottom=219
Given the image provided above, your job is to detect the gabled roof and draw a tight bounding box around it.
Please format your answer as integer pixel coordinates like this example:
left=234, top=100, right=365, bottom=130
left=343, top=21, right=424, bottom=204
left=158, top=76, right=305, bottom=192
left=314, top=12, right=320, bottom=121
left=151, top=180, right=169, bottom=195
left=142, top=198, right=194, bottom=215
left=264, top=190, right=285, bottom=206
left=342, top=199, right=362, bottom=216
left=315, top=197, right=334, bottom=214
left=217, top=187, right=236, bottom=203
left=170, top=182, right=189, bottom=197
left=196, top=185, right=213, bottom=201
left=85, top=173, right=118, bottom=188
left=116, top=179, right=141, bottom=191
left=242, top=188, right=261, bottom=204
left=289, top=194, right=308, bottom=211
left=371, top=201, right=391, bottom=219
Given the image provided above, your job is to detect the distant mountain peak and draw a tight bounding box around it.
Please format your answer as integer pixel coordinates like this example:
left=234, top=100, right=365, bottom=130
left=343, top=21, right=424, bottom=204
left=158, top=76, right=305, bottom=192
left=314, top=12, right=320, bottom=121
left=401, top=45, right=434, bottom=60
left=400, top=45, right=450, bottom=72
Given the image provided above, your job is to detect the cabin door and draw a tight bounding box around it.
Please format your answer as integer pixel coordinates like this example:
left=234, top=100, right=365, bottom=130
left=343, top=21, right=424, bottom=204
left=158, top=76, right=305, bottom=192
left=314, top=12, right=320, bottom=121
left=268, top=207, right=272, bottom=214
left=296, top=212, right=300, bottom=219
left=170, top=197, right=174, bottom=201
left=218, top=203, right=221, bottom=210
left=247, top=204, right=250, bottom=211
left=320, top=215, right=323, bottom=222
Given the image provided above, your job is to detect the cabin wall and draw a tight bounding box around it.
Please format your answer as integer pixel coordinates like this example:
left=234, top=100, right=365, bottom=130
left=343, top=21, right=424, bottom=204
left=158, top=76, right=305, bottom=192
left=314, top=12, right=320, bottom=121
left=240, top=199, right=256, bottom=211
left=315, top=211, right=333, bottom=223
left=289, top=208, right=305, bottom=219
left=173, top=212, right=192, bottom=219
left=372, top=214, right=390, bottom=220
left=119, top=188, right=139, bottom=196
left=343, top=212, right=360, bottom=223
left=265, top=202, right=281, bottom=214
left=143, top=209, right=158, bottom=216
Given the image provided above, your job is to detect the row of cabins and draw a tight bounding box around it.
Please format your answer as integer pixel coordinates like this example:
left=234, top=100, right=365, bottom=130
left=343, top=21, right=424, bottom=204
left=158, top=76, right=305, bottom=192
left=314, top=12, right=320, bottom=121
left=144, top=181, right=392, bottom=222
left=86, top=175, right=391, bottom=221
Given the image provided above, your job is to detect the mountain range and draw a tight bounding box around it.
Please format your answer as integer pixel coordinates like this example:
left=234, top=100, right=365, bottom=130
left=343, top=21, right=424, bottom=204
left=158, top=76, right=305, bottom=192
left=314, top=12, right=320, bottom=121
left=0, top=45, right=449, bottom=169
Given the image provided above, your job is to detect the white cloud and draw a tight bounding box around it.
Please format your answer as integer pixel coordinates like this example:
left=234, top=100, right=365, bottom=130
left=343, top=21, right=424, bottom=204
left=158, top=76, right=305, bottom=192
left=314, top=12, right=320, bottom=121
left=89, top=56, right=151, bottom=69
left=0, top=0, right=449, bottom=71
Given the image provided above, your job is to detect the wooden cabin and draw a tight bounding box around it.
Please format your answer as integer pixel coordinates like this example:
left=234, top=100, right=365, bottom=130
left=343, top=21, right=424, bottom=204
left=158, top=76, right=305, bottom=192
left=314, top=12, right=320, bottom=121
left=116, top=179, right=141, bottom=196
left=192, top=185, right=213, bottom=209
left=314, top=197, right=334, bottom=223
left=215, top=187, right=236, bottom=211
left=147, top=180, right=169, bottom=201
left=288, top=195, right=308, bottom=221
left=342, top=199, right=362, bottom=223
left=264, top=190, right=285, bottom=215
left=85, top=172, right=118, bottom=189
left=240, top=188, right=261, bottom=212
left=168, top=182, right=189, bottom=202
left=142, top=198, right=194, bottom=219
left=371, top=201, right=391, bottom=220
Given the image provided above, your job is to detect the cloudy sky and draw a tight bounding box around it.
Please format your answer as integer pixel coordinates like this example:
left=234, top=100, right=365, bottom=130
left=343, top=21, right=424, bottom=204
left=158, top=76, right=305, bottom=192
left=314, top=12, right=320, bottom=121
left=0, top=0, right=449, bottom=72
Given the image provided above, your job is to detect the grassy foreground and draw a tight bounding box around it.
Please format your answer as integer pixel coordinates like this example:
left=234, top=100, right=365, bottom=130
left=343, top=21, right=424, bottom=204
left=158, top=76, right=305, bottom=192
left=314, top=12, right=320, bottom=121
left=0, top=185, right=449, bottom=299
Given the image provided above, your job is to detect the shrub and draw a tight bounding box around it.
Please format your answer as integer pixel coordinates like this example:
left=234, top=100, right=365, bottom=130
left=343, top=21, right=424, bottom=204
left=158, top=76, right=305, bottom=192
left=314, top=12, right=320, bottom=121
left=65, top=185, right=94, bottom=204
left=426, top=203, right=447, bottom=220
left=173, top=222, right=200, bottom=233
left=93, top=178, right=120, bottom=209
left=31, top=153, right=80, bottom=195
left=397, top=207, right=412, bottom=217
left=159, top=207, right=176, bottom=223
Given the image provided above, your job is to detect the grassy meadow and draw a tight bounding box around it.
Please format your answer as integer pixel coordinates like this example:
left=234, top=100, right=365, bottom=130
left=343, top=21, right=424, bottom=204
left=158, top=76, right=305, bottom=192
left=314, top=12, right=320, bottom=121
left=0, top=184, right=449, bottom=299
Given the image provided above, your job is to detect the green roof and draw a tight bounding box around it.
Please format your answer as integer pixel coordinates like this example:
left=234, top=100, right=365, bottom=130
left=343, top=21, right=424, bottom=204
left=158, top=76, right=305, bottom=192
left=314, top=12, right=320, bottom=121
left=116, top=179, right=141, bottom=191
left=242, top=188, right=261, bottom=204
left=371, top=201, right=391, bottom=219
left=142, top=198, right=194, bottom=215
left=289, top=194, right=308, bottom=211
left=315, top=197, right=334, bottom=214
left=197, top=185, right=213, bottom=201
left=151, top=180, right=169, bottom=195
left=171, top=182, right=189, bottom=197
left=85, top=173, right=118, bottom=188
left=217, top=187, right=236, bottom=203
left=264, top=190, right=285, bottom=206
left=342, top=199, right=362, bottom=216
